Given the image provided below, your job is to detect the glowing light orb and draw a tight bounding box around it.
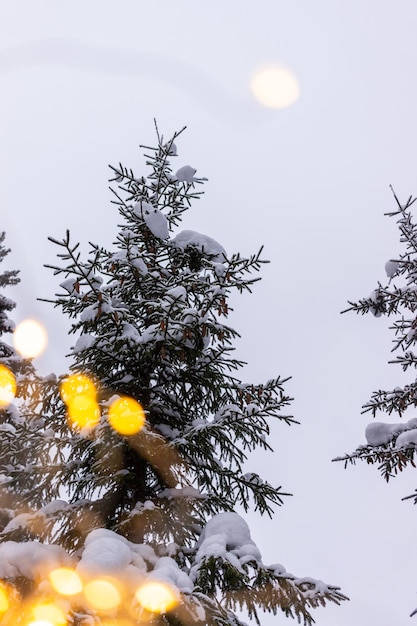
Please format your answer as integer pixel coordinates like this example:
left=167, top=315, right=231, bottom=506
left=108, top=396, right=146, bottom=435
left=0, top=365, right=16, bottom=407
left=60, top=373, right=97, bottom=404
left=49, top=568, right=83, bottom=596
left=84, top=579, right=121, bottom=611
left=135, top=581, right=179, bottom=613
left=250, top=66, right=300, bottom=109
left=60, top=373, right=100, bottom=430
left=66, top=395, right=101, bottom=430
left=0, top=583, right=10, bottom=613
left=29, top=602, right=66, bottom=626
left=13, top=319, right=48, bottom=358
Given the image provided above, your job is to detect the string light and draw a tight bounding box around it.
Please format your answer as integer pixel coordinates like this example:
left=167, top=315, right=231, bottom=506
left=0, top=582, right=10, bottom=613
left=60, top=373, right=97, bottom=404
left=48, top=568, right=83, bottom=596
left=83, top=578, right=122, bottom=612
left=60, top=373, right=100, bottom=430
left=13, top=319, right=48, bottom=358
left=135, top=581, right=179, bottom=613
left=27, top=602, right=67, bottom=626
left=0, top=365, right=16, bottom=407
left=108, top=396, right=146, bottom=435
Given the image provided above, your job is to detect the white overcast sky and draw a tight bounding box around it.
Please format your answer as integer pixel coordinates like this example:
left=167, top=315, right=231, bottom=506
left=2, top=1, right=417, bottom=624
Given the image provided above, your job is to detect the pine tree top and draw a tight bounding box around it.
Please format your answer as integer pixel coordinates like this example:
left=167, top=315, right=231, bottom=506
left=0, top=129, right=348, bottom=625
left=35, top=126, right=297, bottom=552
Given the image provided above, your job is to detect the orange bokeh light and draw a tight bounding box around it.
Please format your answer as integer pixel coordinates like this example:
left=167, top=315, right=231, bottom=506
left=83, top=578, right=122, bottom=612
left=28, top=602, right=67, bottom=626
left=100, top=620, right=134, bottom=626
left=60, top=373, right=100, bottom=430
left=66, top=395, right=101, bottom=430
left=108, top=396, right=146, bottom=436
left=60, top=373, right=97, bottom=404
left=48, top=567, right=83, bottom=596
left=0, top=583, right=10, bottom=613
left=135, top=581, right=179, bottom=614
left=0, top=364, right=16, bottom=407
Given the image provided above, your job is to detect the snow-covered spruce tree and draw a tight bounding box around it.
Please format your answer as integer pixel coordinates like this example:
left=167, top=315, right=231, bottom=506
left=334, top=189, right=417, bottom=616
left=0, top=129, right=346, bottom=625
left=0, top=232, right=54, bottom=541
left=335, top=189, right=417, bottom=484
left=0, top=231, right=24, bottom=533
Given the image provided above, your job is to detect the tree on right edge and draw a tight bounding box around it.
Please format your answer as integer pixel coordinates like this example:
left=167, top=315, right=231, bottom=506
left=335, top=189, right=417, bottom=617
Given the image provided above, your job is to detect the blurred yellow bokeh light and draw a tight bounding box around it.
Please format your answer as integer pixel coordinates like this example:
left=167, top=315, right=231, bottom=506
left=29, top=602, right=66, bottom=626
left=0, top=583, right=10, bottom=613
left=101, top=620, right=134, bottom=626
left=108, top=396, right=146, bottom=435
left=135, top=581, right=179, bottom=613
left=250, top=66, right=300, bottom=109
left=13, top=319, right=48, bottom=358
left=60, top=373, right=97, bottom=404
left=0, top=365, right=16, bottom=407
left=49, top=567, right=83, bottom=596
left=60, top=373, right=100, bottom=430
left=66, top=395, right=101, bottom=430
left=84, top=578, right=121, bottom=611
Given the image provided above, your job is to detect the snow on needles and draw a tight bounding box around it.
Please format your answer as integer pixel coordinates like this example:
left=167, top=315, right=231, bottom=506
left=0, top=511, right=339, bottom=621
left=132, top=201, right=169, bottom=240
left=385, top=259, right=400, bottom=278
left=0, top=541, right=69, bottom=580
left=0, top=526, right=195, bottom=594
left=175, top=165, right=197, bottom=183
left=190, top=512, right=262, bottom=579
left=1, top=515, right=262, bottom=585
left=77, top=529, right=134, bottom=574
left=172, top=230, right=227, bottom=263
left=365, top=417, right=417, bottom=447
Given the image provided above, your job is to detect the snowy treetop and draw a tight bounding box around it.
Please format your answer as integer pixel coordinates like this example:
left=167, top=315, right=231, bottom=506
left=0, top=130, right=347, bottom=625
